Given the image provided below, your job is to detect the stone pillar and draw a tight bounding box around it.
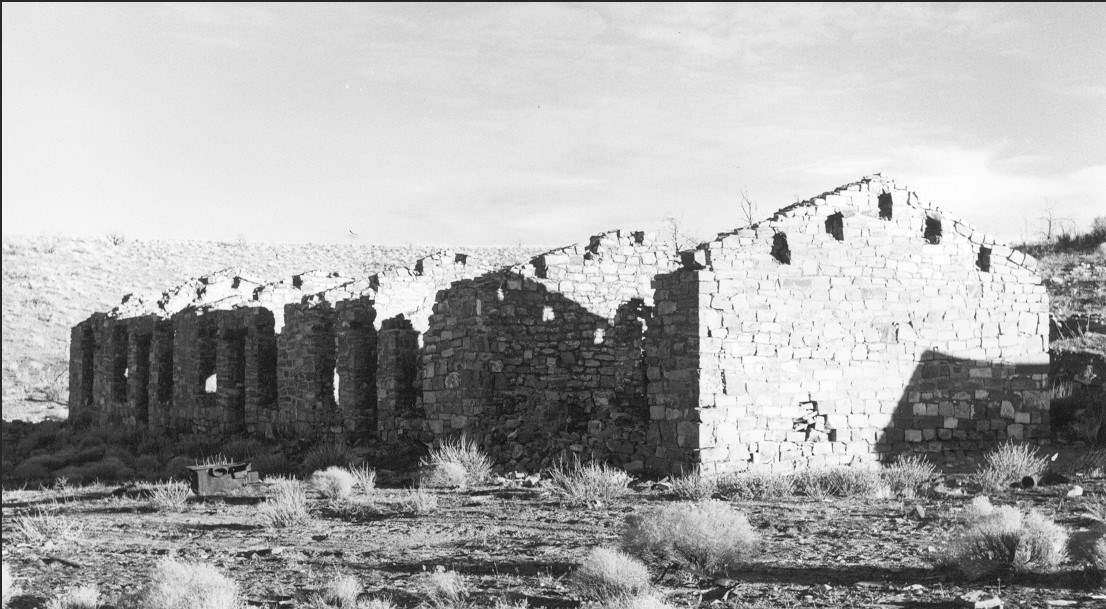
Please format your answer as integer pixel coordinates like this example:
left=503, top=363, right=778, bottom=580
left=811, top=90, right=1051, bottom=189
left=336, top=298, right=377, bottom=439
left=377, top=316, right=421, bottom=441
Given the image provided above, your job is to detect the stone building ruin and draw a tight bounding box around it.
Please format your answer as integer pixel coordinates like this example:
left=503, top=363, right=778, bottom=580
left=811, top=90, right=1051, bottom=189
left=69, top=175, right=1050, bottom=475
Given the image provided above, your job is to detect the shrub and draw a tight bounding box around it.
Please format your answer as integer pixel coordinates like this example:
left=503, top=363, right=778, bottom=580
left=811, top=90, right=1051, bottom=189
left=398, top=489, right=438, bottom=515
left=571, top=547, right=652, bottom=601
left=424, top=566, right=468, bottom=608
left=881, top=455, right=937, bottom=499
left=349, top=464, right=376, bottom=494
left=310, top=467, right=356, bottom=500
left=15, top=506, right=84, bottom=546
left=149, top=480, right=191, bottom=511
left=256, top=479, right=312, bottom=528
left=1093, top=537, right=1106, bottom=575
left=420, top=461, right=468, bottom=489
left=581, top=596, right=676, bottom=609
left=948, top=502, right=1069, bottom=578
left=45, top=585, right=100, bottom=609
left=670, top=474, right=717, bottom=502
left=357, top=601, right=397, bottom=609
left=973, top=442, right=1049, bottom=492
left=126, top=558, right=241, bottom=609
left=548, top=458, right=631, bottom=507
left=317, top=572, right=361, bottom=608
left=622, top=500, right=758, bottom=577
left=423, top=435, right=493, bottom=485
left=793, top=467, right=886, bottom=498
left=716, top=472, right=794, bottom=500
left=1082, top=494, right=1106, bottom=522
left=302, top=441, right=356, bottom=476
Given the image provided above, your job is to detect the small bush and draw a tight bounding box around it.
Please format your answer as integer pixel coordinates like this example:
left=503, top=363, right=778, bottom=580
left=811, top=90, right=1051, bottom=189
left=1082, top=494, right=1106, bottom=522
left=881, top=455, right=937, bottom=499
left=793, top=467, right=886, bottom=498
left=302, top=441, right=357, bottom=476
left=423, top=435, right=493, bottom=485
left=622, top=500, right=758, bottom=577
left=670, top=474, right=717, bottom=502
left=1093, top=537, right=1106, bottom=574
left=571, top=547, right=652, bottom=600
left=716, top=472, right=794, bottom=500
left=45, top=585, right=100, bottom=609
left=398, top=489, right=439, bottom=515
left=581, top=596, right=676, bottom=609
left=948, top=503, right=1069, bottom=578
left=424, top=566, right=468, bottom=608
left=15, top=506, right=84, bottom=546
left=311, top=467, right=356, bottom=500
left=316, top=572, right=361, bottom=608
left=150, top=480, right=191, bottom=511
left=548, top=458, right=631, bottom=507
left=420, top=461, right=468, bottom=489
left=256, top=479, right=312, bottom=528
left=349, top=464, right=376, bottom=494
left=358, top=600, right=397, bottom=609
left=973, top=442, right=1049, bottom=492
left=126, top=558, right=241, bottom=609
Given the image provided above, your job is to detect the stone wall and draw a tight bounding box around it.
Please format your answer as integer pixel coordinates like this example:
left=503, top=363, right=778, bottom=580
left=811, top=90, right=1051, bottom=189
left=646, top=175, right=1049, bottom=475
left=420, top=230, right=681, bottom=472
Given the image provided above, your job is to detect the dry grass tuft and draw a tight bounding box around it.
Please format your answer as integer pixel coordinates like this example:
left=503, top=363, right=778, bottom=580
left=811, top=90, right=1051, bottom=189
left=670, top=474, right=717, bottom=502
left=316, top=571, right=362, bottom=608
left=972, top=442, right=1050, bottom=492
left=947, top=501, right=1069, bottom=578
left=548, top=458, right=631, bottom=507
left=149, top=480, right=191, bottom=511
left=310, top=467, right=356, bottom=500
left=716, top=472, right=794, bottom=500
left=349, top=464, right=377, bottom=494
left=424, top=566, right=468, bottom=608
left=623, top=500, right=758, bottom=577
left=419, top=461, right=468, bottom=489
left=571, top=547, right=652, bottom=601
left=15, top=506, right=84, bottom=546
left=256, top=478, right=312, bottom=528
left=422, top=435, right=493, bottom=485
left=45, top=585, right=100, bottom=609
left=124, top=558, right=241, bottom=609
left=398, top=489, right=439, bottom=515
left=580, top=596, right=676, bottom=609
left=881, top=455, right=937, bottom=499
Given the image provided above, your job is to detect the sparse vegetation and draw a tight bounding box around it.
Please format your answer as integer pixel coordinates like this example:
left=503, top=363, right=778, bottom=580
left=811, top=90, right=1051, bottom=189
left=881, top=455, right=937, bottom=499
left=256, top=479, right=312, bottom=528
left=123, top=558, right=241, bottom=609
left=548, top=458, right=631, bottom=507
left=622, top=500, right=758, bottom=577
left=349, top=464, right=377, bottom=494
left=310, top=466, right=356, bottom=500
left=947, top=499, right=1069, bottom=578
left=419, top=461, right=468, bottom=489
left=423, top=566, right=468, bottom=608
left=45, top=585, right=100, bottom=609
left=670, top=473, right=717, bottom=502
left=581, top=596, right=676, bottom=609
left=571, top=547, right=652, bottom=601
left=421, top=435, right=493, bottom=486
left=716, top=471, right=794, bottom=500
left=398, top=488, right=439, bottom=515
left=311, top=571, right=362, bottom=608
left=793, top=466, right=887, bottom=499
left=15, top=505, right=84, bottom=546
left=149, top=480, right=191, bottom=511
left=973, top=442, right=1050, bottom=492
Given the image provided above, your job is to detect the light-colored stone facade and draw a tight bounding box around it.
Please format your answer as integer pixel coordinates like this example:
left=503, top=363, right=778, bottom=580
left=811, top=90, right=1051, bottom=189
left=69, top=175, right=1049, bottom=474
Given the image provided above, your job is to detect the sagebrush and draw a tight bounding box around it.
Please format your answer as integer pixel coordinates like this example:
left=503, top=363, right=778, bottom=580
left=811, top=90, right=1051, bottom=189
left=548, top=458, right=631, bottom=506
left=122, top=558, right=241, bottom=609
left=670, top=474, right=717, bottom=502
left=45, top=586, right=100, bottom=609
left=256, top=478, right=312, bottom=528
left=622, top=500, right=758, bottom=577
left=571, top=547, right=652, bottom=601
left=947, top=500, right=1068, bottom=578
left=973, top=442, right=1049, bottom=492
left=422, top=435, right=493, bottom=485
left=310, top=467, right=356, bottom=500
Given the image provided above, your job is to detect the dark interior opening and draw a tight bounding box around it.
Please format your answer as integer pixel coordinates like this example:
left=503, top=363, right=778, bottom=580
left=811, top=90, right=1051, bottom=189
left=158, top=328, right=174, bottom=404
left=977, top=246, right=992, bottom=272
left=924, top=216, right=942, bottom=244
left=771, top=233, right=792, bottom=264
left=80, top=326, right=96, bottom=408
left=198, top=323, right=217, bottom=394
left=134, top=334, right=151, bottom=425
left=225, top=328, right=247, bottom=429
left=112, top=325, right=128, bottom=402
left=825, top=212, right=845, bottom=241
left=530, top=255, right=548, bottom=279
left=878, top=192, right=893, bottom=220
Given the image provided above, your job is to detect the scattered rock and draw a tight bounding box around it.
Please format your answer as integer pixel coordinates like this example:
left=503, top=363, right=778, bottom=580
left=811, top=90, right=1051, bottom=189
left=955, top=591, right=1003, bottom=608
left=1066, top=485, right=1084, bottom=498
left=907, top=504, right=926, bottom=520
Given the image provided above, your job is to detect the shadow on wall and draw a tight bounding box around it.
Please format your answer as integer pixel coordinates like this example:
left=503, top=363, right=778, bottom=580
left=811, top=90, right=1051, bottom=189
left=422, top=270, right=654, bottom=471
left=877, top=350, right=1051, bottom=461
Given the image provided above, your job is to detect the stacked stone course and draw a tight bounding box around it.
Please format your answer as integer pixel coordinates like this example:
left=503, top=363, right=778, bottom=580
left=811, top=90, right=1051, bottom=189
left=69, top=175, right=1050, bottom=475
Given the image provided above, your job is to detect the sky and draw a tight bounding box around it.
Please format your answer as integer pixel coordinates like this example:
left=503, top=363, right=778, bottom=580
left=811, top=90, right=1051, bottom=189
left=3, top=3, right=1104, bottom=247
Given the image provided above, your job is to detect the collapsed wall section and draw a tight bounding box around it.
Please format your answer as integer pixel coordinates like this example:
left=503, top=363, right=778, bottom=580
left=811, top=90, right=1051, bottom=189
left=649, top=175, right=1050, bottom=476
left=421, top=230, right=680, bottom=472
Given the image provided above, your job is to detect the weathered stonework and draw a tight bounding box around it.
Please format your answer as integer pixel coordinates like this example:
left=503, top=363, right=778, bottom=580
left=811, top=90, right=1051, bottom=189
left=69, top=175, right=1050, bottom=474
